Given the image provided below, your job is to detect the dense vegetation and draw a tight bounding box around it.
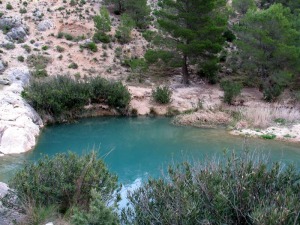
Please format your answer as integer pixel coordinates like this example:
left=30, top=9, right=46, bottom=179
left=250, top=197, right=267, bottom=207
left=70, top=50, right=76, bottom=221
left=102, top=0, right=300, bottom=102
left=122, top=152, right=300, bottom=224
left=21, top=76, right=131, bottom=121
left=9, top=151, right=120, bottom=225
left=5, top=151, right=299, bottom=224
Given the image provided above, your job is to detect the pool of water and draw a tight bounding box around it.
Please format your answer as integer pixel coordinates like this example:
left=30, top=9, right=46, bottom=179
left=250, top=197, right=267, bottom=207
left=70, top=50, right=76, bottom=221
left=0, top=117, right=299, bottom=184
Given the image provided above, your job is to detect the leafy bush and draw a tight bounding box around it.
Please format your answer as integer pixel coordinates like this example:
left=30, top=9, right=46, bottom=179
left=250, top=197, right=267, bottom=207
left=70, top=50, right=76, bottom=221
left=115, top=14, right=135, bottom=44
left=17, top=55, right=24, bottom=62
left=22, top=76, right=131, bottom=119
left=261, top=133, right=276, bottom=139
left=84, top=42, right=98, bottom=52
left=10, top=151, right=118, bottom=213
left=223, top=29, right=236, bottom=42
left=19, top=8, right=27, bottom=14
left=2, top=42, right=15, bottom=50
left=198, top=59, right=220, bottom=84
left=152, top=86, right=172, bottom=104
left=6, top=2, right=13, bottom=10
left=93, top=31, right=111, bottom=43
left=72, top=189, right=119, bottom=225
left=221, top=80, right=242, bottom=104
left=122, top=152, right=300, bottom=225
left=56, top=45, right=65, bottom=52
left=69, top=62, right=79, bottom=69
left=89, top=77, right=131, bottom=108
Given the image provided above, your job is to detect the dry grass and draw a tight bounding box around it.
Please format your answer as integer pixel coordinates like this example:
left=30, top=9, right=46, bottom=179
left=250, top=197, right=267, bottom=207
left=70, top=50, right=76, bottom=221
left=238, top=103, right=300, bottom=128
left=173, top=109, right=231, bottom=128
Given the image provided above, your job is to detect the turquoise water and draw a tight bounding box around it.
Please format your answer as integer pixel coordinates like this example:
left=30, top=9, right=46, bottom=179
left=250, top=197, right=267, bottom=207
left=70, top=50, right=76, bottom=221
left=0, top=117, right=300, bottom=184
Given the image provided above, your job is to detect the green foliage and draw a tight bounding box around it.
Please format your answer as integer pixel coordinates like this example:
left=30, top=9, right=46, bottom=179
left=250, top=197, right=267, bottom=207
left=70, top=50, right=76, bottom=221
left=144, top=49, right=174, bottom=64
left=22, top=44, right=32, bottom=53
left=2, top=42, right=15, bottom=50
left=85, top=42, right=98, bottom=52
left=233, top=4, right=300, bottom=99
left=104, top=0, right=125, bottom=14
left=19, top=8, right=27, bottom=14
left=72, top=189, right=119, bottom=225
left=152, top=86, right=172, bottom=104
left=115, top=14, right=135, bottom=44
left=10, top=151, right=118, bottom=212
left=69, top=62, right=79, bottom=69
left=223, top=29, right=236, bottom=42
left=17, top=55, right=24, bottom=62
left=198, top=58, right=220, bottom=84
left=122, top=152, right=300, bottom=224
left=27, top=54, right=50, bottom=69
left=24, top=204, right=58, bottom=225
left=153, top=0, right=227, bottom=84
left=124, top=0, right=151, bottom=29
left=22, top=76, right=130, bottom=119
left=232, top=0, right=256, bottom=14
left=221, top=80, right=242, bottom=104
left=56, top=45, right=65, bottom=52
left=64, top=33, right=74, bottom=41
left=94, top=7, right=111, bottom=33
left=261, top=133, right=276, bottom=139
left=142, top=30, right=157, bottom=42
left=6, top=2, right=12, bottom=10
left=93, top=31, right=111, bottom=43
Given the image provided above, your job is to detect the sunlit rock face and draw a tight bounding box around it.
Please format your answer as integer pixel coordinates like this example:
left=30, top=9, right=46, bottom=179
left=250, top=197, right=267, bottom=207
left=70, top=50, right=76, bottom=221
left=0, top=67, right=43, bottom=156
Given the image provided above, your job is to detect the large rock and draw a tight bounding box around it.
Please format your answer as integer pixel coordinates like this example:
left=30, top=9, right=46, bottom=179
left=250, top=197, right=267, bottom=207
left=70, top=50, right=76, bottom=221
left=6, top=26, right=27, bottom=41
left=0, top=16, right=28, bottom=41
left=0, top=17, right=22, bottom=30
left=0, top=67, right=43, bottom=155
left=37, top=19, right=53, bottom=31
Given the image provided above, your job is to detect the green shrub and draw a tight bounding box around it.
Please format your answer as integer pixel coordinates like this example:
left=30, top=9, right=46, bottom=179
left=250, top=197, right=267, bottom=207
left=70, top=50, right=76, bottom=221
left=85, top=42, right=98, bottom=52
left=22, top=76, right=89, bottom=117
left=17, top=55, right=24, bottom=62
left=6, top=2, right=13, bottom=10
left=57, top=32, right=64, bottom=38
left=72, top=189, right=119, bottom=225
left=223, top=29, right=236, bottom=42
left=69, top=62, right=79, bottom=69
left=2, top=42, right=15, bottom=50
left=10, top=151, right=118, bottom=213
left=22, top=44, right=31, bottom=53
left=93, top=31, right=110, bottom=43
left=19, top=8, right=27, bottom=14
left=32, top=67, right=48, bottom=78
left=263, top=83, right=283, bottom=102
left=152, top=86, right=172, bottom=104
left=22, top=76, right=131, bottom=119
left=198, top=59, right=220, bottom=84
left=221, top=80, right=242, bottom=104
left=27, top=54, right=51, bottom=69
left=261, top=133, right=276, bottom=139
left=0, top=12, right=4, bottom=18
left=41, top=45, right=49, bottom=51
left=122, top=152, right=300, bottom=225
left=64, top=33, right=74, bottom=41
left=56, top=45, right=65, bottom=52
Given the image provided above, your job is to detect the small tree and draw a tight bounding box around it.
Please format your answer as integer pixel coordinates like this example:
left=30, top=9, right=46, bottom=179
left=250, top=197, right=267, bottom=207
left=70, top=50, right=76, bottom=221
left=115, top=14, right=135, bottom=44
left=125, top=0, right=151, bottom=29
left=232, top=0, right=256, bottom=15
left=221, top=80, right=242, bottom=104
left=94, top=7, right=111, bottom=33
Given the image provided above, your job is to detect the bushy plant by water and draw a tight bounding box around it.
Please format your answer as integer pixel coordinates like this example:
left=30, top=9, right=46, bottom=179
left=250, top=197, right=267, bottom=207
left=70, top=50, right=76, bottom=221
left=122, top=152, right=300, bottom=225
left=9, top=151, right=118, bottom=213
left=221, top=80, right=242, bottom=104
left=22, top=76, right=131, bottom=120
left=152, top=86, right=172, bottom=104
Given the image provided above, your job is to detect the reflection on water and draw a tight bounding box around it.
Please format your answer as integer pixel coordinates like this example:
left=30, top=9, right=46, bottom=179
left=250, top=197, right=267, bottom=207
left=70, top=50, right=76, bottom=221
left=0, top=117, right=299, bottom=184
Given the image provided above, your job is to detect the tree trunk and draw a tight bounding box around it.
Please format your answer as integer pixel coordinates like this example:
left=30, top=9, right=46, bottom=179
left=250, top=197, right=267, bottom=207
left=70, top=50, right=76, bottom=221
left=182, top=55, right=189, bottom=85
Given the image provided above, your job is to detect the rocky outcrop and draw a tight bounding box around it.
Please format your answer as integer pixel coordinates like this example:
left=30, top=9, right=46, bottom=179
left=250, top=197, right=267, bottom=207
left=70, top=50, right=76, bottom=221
left=0, top=182, right=25, bottom=225
left=37, top=19, right=53, bottom=31
left=0, top=16, right=28, bottom=41
left=0, top=67, right=43, bottom=156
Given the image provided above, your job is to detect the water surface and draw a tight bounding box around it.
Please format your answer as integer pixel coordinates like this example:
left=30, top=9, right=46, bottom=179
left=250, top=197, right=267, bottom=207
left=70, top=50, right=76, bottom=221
left=0, top=117, right=299, bottom=184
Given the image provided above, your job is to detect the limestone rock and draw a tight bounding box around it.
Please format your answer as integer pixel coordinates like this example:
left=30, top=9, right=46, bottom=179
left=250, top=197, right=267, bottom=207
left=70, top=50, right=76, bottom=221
left=0, top=17, right=22, bottom=30
left=37, top=19, right=53, bottom=31
left=6, top=26, right=27, bottom=41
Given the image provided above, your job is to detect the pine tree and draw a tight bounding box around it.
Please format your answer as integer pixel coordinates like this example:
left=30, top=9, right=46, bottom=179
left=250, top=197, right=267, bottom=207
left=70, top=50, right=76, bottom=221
left=233, top=4, right=300, bottom=100
left=152, top=0, right=227, bottom=85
